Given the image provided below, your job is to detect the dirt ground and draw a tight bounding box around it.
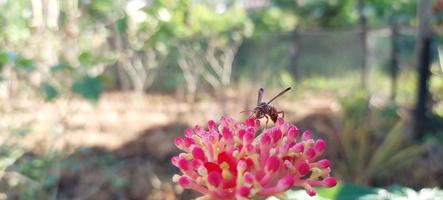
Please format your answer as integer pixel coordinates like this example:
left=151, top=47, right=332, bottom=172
left=1, top=90, right=341, bottom=199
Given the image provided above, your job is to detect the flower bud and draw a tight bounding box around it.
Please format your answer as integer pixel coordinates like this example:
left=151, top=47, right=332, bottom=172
left=244, top=172, right=254, bottom=184
left=243, top=130, right=254, bottom=145
left=297, top=162, right=310, bottom=175
left=305, top=147, right=316, bottom=159
left=288, top=126, right=299, bottom=138
left=221, top=127, right=232, bottom=140
left=314, top=139, right=326, bottom=152
left=184, top=128, right=193, bottom=138
left=318, top=159, right=330, bottom=168
left=306, top=187, right=316, bottom=196
left=277, top=176, right=294, bottom=190
left=293, top=143, right=304, bottom=153
left=302, top=130, right=312, bottom=141
left=207, top=171, right=222, bottom=187
left=271, top=128, right=282, bottom=142
left=178, top=176, right=191, bottom=188
left=266, top=156, right=280, bottom=172
left=237, top=186, right=250, bottom=197
left=245, top=118, right=256, bottom=127
left=178, top=158, right=191, bottom=171
left=323, top=177, right=337, bottom=187
left=208, top=120, right=217, bottom=131
left=260, top=134, right=271, bottom=147
left=192, top=147, right=206, bottom=161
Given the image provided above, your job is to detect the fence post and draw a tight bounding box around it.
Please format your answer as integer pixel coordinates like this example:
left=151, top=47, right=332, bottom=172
left=390, top=23, right=399, bottom=102
left=358, top=0, right=368, bottom=90
left=414, top=0, right=433, bottom=139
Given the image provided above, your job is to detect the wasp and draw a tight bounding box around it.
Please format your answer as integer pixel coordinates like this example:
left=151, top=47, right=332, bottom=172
left=243, top=87, right=291, bottom=125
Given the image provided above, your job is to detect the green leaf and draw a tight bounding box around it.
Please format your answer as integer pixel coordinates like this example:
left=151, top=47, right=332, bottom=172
left=0, top=51, right=17, bottom=69
left=14, top=57, right=35, bottom=73
left=0, top=52, right=8, bottom=69
left=275, top=185, right=443, bottom=200
left=71, top=75, right=102, bottom=101
left=115, top=15, right=128, bottom=34
left=78, top=52, right=93, bottom=67
left=11, top=127, right=31, bottom=137
left=40, top=82, right=59, bottom=101
left=50, top=61, right=70, bottom=73
left=91, top=0, right=114, bottom=13
left=270, top=184, right=378, bottom=200
left=317, top=184, right=377, bottom=200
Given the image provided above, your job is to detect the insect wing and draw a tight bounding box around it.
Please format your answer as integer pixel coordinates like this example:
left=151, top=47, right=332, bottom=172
left=257, top=88, right=264, bottom=105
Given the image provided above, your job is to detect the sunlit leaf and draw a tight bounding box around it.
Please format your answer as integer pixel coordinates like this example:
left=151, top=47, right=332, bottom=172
left=78, top=52, right=93, bottom=67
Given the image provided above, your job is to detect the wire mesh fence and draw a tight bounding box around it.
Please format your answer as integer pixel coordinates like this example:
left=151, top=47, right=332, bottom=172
left=236, top=27, right=424, bottom=106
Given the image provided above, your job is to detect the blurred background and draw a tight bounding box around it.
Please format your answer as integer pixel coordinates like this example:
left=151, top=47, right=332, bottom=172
left=1, top=0, right=443, bottom=199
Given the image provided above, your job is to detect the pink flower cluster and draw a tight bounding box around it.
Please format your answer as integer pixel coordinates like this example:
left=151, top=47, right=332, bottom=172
left=172, top=117, right=336, bottom=199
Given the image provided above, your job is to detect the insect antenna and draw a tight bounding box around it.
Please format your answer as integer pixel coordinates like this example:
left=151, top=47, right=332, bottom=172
left=267, top=87, right=291, bottom=104
left=240, top=110, right=253, bottom=113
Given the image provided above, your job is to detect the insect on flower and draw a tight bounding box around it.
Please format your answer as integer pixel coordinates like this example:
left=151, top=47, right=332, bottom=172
left=172, top=117, right=337, bottom=200
left=244, top=87, right=291, bottom=125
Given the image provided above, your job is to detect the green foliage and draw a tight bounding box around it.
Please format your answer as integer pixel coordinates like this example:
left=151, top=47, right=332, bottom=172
left=0, top=51, right=9, bottom=69
left=1, top=154, right=58, bottom=199
left=72, top=75, right=103, bottom=101
left=171, top=3, right=253, bottom=44
left=0, top=0, right=423, bottom=95
left=14, top=57, right=34, bottom=73
left=0, top=147, right=24, bottom=178
left=78, top=52, right=94, bottom=67
left=267, top=184, right=443, bottom=200
left=0, top=0, right=32, bottom=46
left=50, top=61, right=72, bottom=73
left=338, top=91, right=370, bottom=125
left=332, top=94, right=425, bottom=185
left=249, top=7, right=297, bottom=35
left=39, top=82, right=59, bottom=101
left=115, top=15, right=128, bottom=34
left=272, top=0, right=417, bottom=28
left=316, top=183, right=377, bottom=200
left=0, top=129, right=34, bottom=198
left=273, top=0, right=357, bottom=29
left=0, top=49, right=104, bottom=102
left=366, top=0, right=417, bottom=25
left=80, top=0, right=126, bottom=20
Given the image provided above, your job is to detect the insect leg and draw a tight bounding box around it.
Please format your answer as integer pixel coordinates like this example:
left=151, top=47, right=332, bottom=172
left=265, top=115, right=269, bottom=128
left=249, top=112, right=254, bottom=119
left=277, top=111, right=285, bottom=119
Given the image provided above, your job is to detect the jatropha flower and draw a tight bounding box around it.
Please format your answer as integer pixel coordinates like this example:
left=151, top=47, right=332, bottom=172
left=172, top=117, right=336, bottom=199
